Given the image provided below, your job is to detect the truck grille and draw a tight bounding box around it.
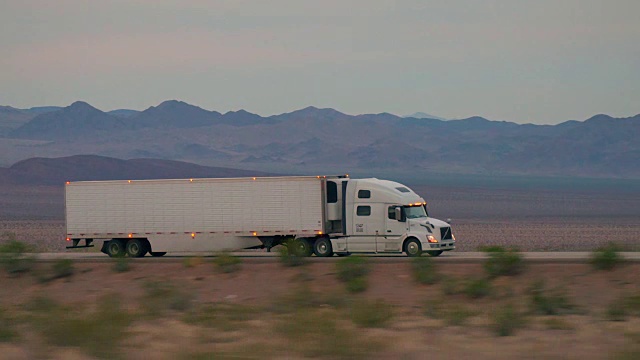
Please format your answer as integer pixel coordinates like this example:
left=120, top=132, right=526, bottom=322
left=440, top=227, right=453, bottom=240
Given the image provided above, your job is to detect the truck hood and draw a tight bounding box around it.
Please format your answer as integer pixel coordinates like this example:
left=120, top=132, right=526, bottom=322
left=426, top=217, right=450, bottom=228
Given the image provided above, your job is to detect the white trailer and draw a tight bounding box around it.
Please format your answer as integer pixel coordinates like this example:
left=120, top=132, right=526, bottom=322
left=65, top=175, right=456, bottom=257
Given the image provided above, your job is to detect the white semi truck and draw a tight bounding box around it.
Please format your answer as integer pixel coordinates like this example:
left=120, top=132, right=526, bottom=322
left=65, top=175, right=455, bottom=257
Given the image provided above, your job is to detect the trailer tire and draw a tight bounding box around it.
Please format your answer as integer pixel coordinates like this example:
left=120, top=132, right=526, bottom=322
left=291, top=239, right=312, bottom=257
left=426, top=250, right=443, bottom=257
left=106, top=239, right=126, bottom=257
left=126, top=239, right=147, bottom=258
left=404, top=238, right=422, bottom=257
left=313, top=238, right=333, bottom=257
left=150, top=252, right=167, bottom=257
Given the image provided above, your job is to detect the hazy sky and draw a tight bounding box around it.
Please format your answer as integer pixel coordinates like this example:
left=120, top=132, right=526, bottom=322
left=1, top=0, right=638, bottom=124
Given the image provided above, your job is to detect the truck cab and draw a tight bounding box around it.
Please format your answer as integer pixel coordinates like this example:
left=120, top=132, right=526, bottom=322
left=320, top=178, right=455, bottom=257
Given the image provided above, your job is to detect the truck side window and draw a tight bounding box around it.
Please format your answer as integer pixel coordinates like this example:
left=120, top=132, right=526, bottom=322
left=356, top=205, right=371, bottom=216
left=388, top=206, right=396, bottom=219
left=358, top=190, right=371, bottom=199
left=327, top=181, right=338, bottom=203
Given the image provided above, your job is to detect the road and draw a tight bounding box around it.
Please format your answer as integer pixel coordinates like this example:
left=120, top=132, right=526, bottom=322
left=34, top=251, right=640, bottom=263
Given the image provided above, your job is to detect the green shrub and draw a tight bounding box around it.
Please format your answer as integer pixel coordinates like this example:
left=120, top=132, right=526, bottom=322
left=336, top=256, right=370, bottom=282
left=528, top=280, right=576, bottom=315
left=278, top=239, right=307, bottom=267
left=52, top=259, right=75, bottom=279
left=443, top=304, right=476, bottom=326
left=213, top=252, right=242, bottom=273
left=441, top=276, right=463, bottom=296
left=411, top=256, right=439, bottom=285
left=38, top=295, right=131, bottom=359
left=112, top=257, right=131, bottom=273
left=590, top=243, right=624, bottom=271
left=606, top=298, right=627, bottom=321
left=482, top=246, right=524, bottom=278
left=350, top=299, right=393, bottom=328
left=336, top=256, right=370, bottom=293
left=141, top=280, right=194, bottom=316
left=0, top=307, right=17, bottom=342
left=275, top=309, right=380, bottom=358
left=464, top=277, right=492, bottom=299
left=0, top=234, right=35, bottom=276
left=491, top=304, right=524, bottom=336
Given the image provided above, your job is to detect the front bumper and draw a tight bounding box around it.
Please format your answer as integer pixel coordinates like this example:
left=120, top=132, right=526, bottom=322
left=428, top=241, right=455, bottom=250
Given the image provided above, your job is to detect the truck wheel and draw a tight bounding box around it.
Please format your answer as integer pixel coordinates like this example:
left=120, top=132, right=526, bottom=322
left=404, top=238, right=422, bottom=257
left=426, top=250, right=443, bottom=257
left=291, top=239, right=312, bottom=257
left=150, top=252, right=167, bottom=257
left=106, top=239, right=126, bottom=257
left=126, top=239, right=147, bottom=258
left=313, top=238, right=333, bottom=257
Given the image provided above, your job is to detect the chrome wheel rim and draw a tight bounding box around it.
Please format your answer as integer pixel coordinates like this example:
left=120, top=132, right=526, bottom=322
left=407, top=242, right=419, bottom=255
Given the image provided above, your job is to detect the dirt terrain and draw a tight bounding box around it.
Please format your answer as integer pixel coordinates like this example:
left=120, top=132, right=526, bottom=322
left=1, top=259, right=639, bottom=359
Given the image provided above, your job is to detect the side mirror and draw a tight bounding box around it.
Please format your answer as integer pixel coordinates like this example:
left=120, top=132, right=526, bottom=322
left=395, top=207, right=405, bottom=222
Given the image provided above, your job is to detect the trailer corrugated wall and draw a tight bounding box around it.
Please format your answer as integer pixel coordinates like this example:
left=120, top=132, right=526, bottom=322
left=65, top=176, right=324, bottom=238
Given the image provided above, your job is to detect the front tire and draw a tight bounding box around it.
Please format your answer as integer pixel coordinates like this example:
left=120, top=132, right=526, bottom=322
left=404, top=238, right=422, bottom=257
left=313, top=238, right=333, bottom=257
left=426, top=250, right=443, bottom=257
left=126, top=239, right=147, bottom=258
left=150, top=252, right=167, bottom=257
left=106, top=239, right=126, bottom=257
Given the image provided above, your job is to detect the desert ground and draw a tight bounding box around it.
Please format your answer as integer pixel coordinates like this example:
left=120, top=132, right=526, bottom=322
left=1, top=259, right=640, bottom=359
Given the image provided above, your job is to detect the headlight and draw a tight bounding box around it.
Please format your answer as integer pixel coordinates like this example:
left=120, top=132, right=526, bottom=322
left=427, top=235, right=438, bottom=243
left=452, top=234, right=456, bottom=241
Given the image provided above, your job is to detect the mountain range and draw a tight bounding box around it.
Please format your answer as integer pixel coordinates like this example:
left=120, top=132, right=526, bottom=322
left=1, top=101, right=638, bottom=178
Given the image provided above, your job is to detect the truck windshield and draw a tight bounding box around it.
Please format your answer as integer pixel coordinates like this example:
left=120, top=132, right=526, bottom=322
left=404, top=205, right=427, bottom=219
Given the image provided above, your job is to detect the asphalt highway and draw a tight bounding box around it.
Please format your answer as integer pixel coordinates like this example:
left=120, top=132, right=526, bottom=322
left=34, top=251, right=640, bottom=263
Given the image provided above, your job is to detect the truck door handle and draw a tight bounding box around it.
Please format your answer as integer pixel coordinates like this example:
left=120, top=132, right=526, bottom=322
left=387, top=230, right=392, bottom=233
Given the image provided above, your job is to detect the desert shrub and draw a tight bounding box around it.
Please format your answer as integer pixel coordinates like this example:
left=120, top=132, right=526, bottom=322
left=0, top=234, right=35, bottom=276
left=481, top=246, right=524, bottom=278
left=441, top=276, right=463, bottom=296
left=528, top=280, right=576, bottom=315
left=53, top=259, right=75, bottom=278
left=350, top=299, right=393, bottom=328
left=213, top=252, right=242, bottom=273
left=275, top=309, right=380, bottom=358
left=464, top=277, right=492, bottom=299
left=141, top=280, right=194, bottom=316
left=590, top=243, right=624, bottom=271
left=278, top=239, right=307, bottom=267
left=491, top=304, right=524, bottom=336
left=0, top=307, right=18, bottom=342
left=443, top=304, right=476, bottom=326
left=543, top=317, right=574, bottom=330
left=183, top=256, right=204, bottom=268
left=607, top=297, right=628, bottom=321
left=185, top=303, right=257, bottom=331
left=336, top=256, right=370, bottom=293
left=112, top=256, right=131, bottom=273
left=411, top=256, right=439, bottom=285
left=30, top=294, right=131, bottom=359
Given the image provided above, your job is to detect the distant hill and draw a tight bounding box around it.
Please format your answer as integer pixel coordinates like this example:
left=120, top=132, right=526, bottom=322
left=0, top=155, right=274, bottom=186
left=404, top=112, right=447, bottom=121
left=2, top=100, right=639, bottom=178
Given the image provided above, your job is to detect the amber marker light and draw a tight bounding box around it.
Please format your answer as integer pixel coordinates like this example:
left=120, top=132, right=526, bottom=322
left=317, top=231, right=323, bottom=235
left=252, top=177, right=256, bottom=180
left=189, top=179, right=193, bottom=182
left=65, top=181, right=70, bottom=185
left=128, top=180, right=132, bottom=183
left=252, top=232, right=257, bottom=236
left=128, top=233, right=133, bottom=238
left=191, top=233, right=196, bottom=238
left=66, top=237, right=70, bottom=241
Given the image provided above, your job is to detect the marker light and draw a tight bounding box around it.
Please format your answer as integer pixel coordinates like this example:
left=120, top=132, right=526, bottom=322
left=317, top=231, right=323, bottom=235
left=128, top=180, right=132, bottom=184
left=252, top=232, right=257, bottom=236
left=427, top=235, right=438, bottom=243
left=452, top=234, right=456, bottom=241
left=191, top=233, right=196, bottom=238
left=128, top=233, right=133, bottom=238
left=252, top=177, right=256, bottom=180
left=65, top=181, right=70, bottom=185
left=190, top=179, right=193, bottom=182
left=66, top=237, right=70, bottom=241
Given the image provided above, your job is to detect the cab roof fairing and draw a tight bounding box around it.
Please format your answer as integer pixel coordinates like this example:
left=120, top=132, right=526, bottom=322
left=350, top=178, right=426, bottom=205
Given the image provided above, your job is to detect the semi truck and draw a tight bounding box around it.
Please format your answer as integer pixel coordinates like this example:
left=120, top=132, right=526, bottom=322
left=65, top=175, right=455, bottom=257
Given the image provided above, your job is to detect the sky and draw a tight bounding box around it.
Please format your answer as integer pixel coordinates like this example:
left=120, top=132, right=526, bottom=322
left=1, top=0, right=638, bottom=124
